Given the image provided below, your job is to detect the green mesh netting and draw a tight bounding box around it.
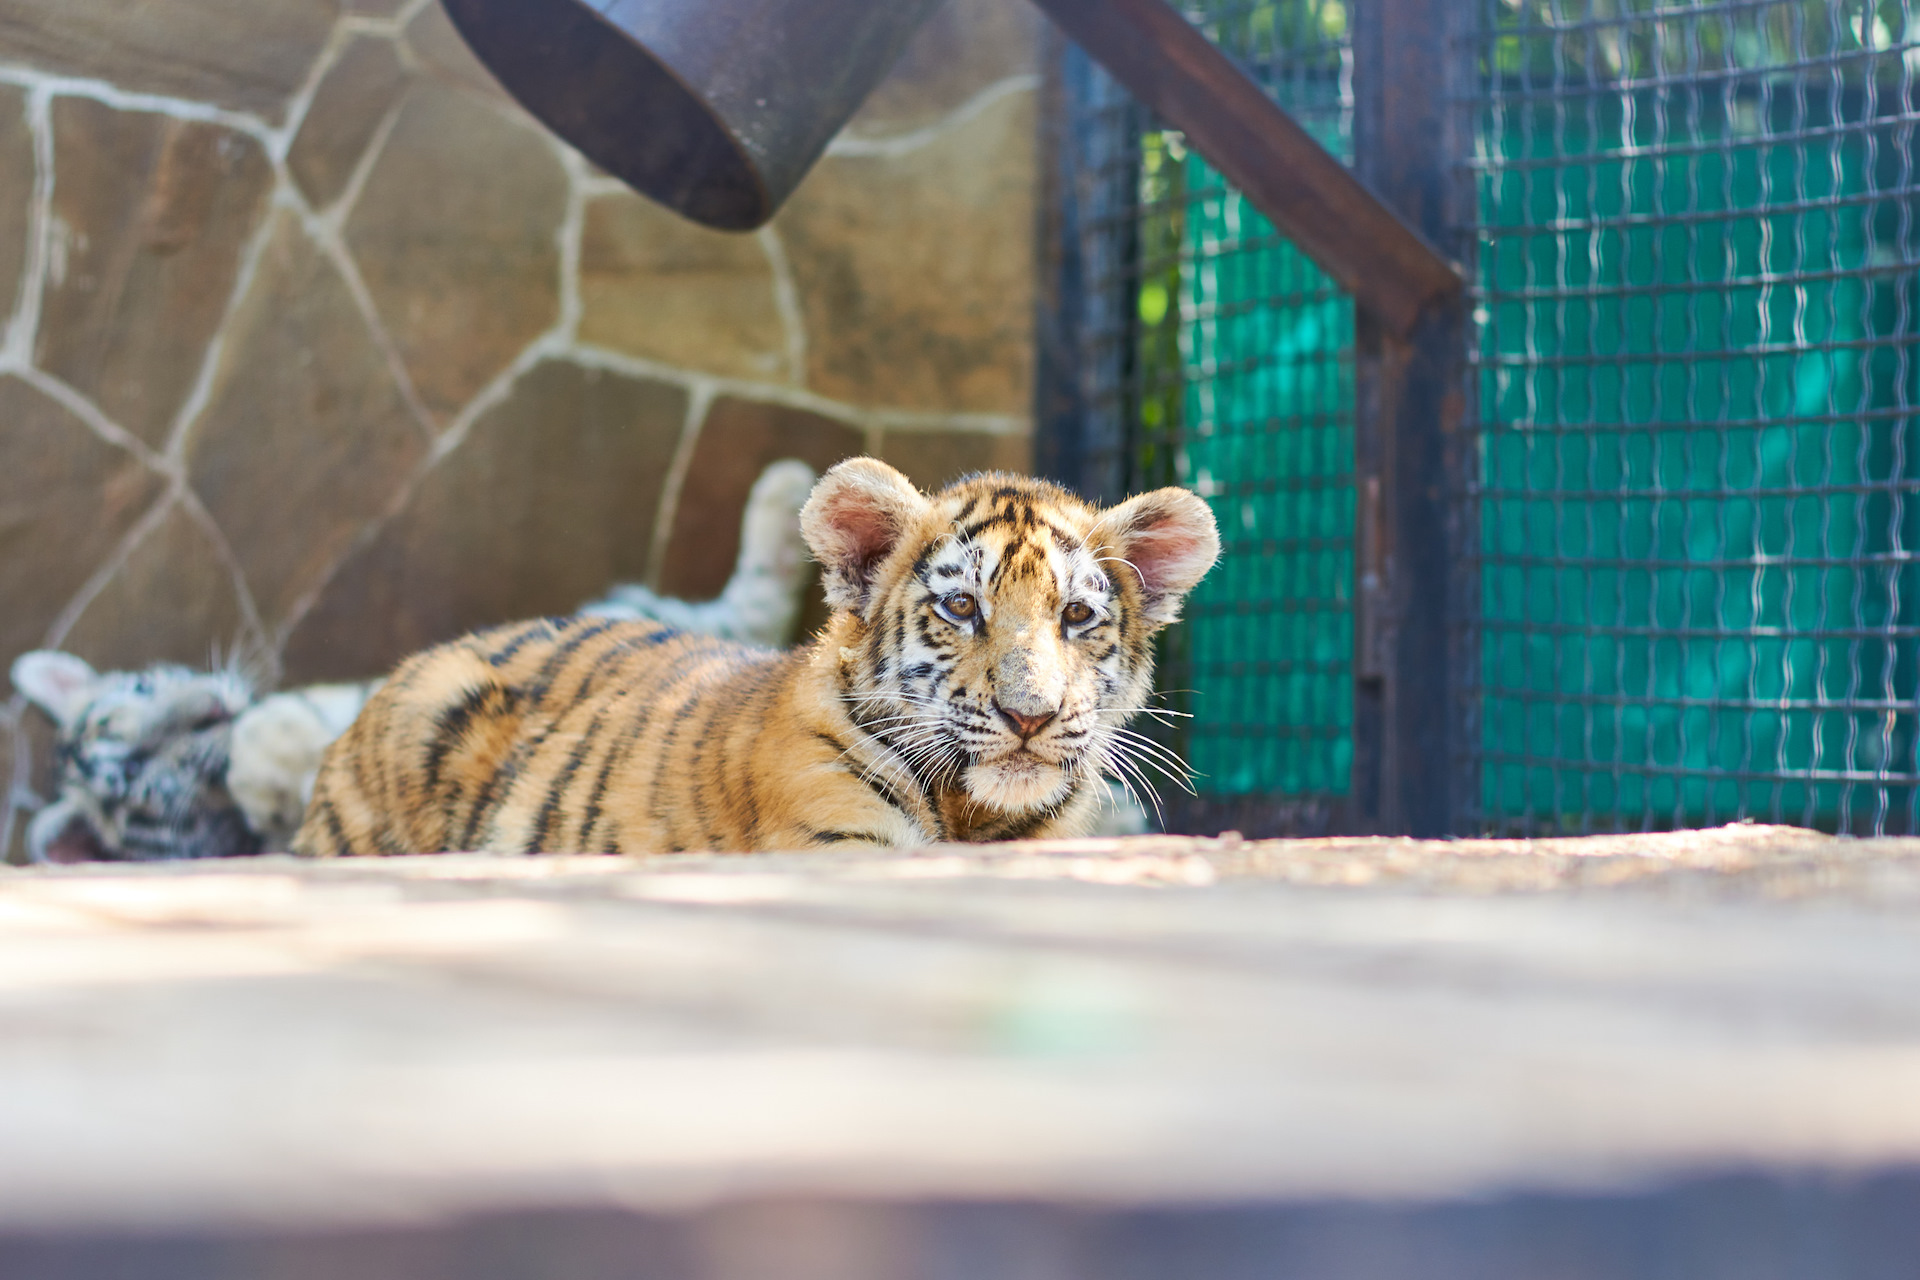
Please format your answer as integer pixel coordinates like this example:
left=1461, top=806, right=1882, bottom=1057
left=1476, top=90, right=1920, bottom=830
left=1169, top=142, right=1355, bottom=798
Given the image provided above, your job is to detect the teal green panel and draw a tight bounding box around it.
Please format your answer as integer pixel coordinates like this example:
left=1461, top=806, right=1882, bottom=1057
left=1172, top=125, right=1355, bottom=798
left=1122, top=1, right=1356, bottom=805
left=1475, top=85, right=1920, bottom=832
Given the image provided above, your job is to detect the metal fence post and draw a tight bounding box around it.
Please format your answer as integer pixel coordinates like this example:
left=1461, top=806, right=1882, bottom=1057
left=1035, top=29, right=1092, bottom=496
left=1349, top=0, right=1472, bottom=836
left=1036, top=33, right=1135, bottom=508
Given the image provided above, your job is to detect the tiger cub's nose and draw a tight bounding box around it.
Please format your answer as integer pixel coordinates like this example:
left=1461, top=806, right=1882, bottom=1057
left=995, top=703, right=1057, bottom=740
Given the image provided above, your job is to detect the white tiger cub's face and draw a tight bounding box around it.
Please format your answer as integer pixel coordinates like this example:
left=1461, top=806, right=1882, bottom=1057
left=803, top=460, right=1220, bottom=817
left=10, top=651, right=259, bottom=862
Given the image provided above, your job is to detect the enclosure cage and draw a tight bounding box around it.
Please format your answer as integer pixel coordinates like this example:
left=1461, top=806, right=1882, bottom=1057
left=1040, top=0, right=1920, bottom=837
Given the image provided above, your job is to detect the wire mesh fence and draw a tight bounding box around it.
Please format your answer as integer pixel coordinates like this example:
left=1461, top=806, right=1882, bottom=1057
left=1465, top=0, right=1920, bottom=834
left=1053, top=1, right=1359, bottom=831
left=1050, top=0, right=1920, bottom=835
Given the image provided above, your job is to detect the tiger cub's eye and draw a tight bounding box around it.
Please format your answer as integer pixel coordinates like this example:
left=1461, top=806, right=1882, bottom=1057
left=942, top=592, right=979, bottom=619
left=1062, top=602, right=1095, bottom=626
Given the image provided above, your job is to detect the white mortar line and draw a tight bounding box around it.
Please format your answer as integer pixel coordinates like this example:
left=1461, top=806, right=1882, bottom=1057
left=297, top=97, right=433, bottom=433
left=271, top=12, right=358, bottom=164
left=4, top=23, right=365, bottom=463
left=174, top=487, right=278, bottom=687
left=340, top=10, right=419, bottom=42
left=572, top=166, right=802, bottom=386
left=42, top=485, right=183, bottom=652
left=270, top=319, right=523, bottom=650
left=0, top=6, right=371, bottom=159
left=11, top=366, right=177, bottom=475
left=554, top=144, right=590, bottom=342
left=0, top=16, right=374, bottom=177
left=268, top=332, right=488, bottom=649
left=429, top=329, right=569, bottom=461
left=644, top=381, right=719, bottom=588
left=303, top=90, right=572, bottom=442
left=274, top=321, right=574, bottom=645
left=271, top=495, right=402, bottom=653
left=826, top=74, right=1040, bottom=160
left=304, top=202, right=442, bottom=441
left=562, top=341, right=1027, bottom=437
left=0, top=71, right=276, bottom=705
left=316, top=95, right=403, bottom=226
left=286, top=121, right=632, bottom=632
left=389, top=19, right=426, bottom=73
left=0, top=65, right=279, bottom=152
left=158, top=197, right=287, bottom=460
left=576, top=173, right=630, bottom=199
left=756, top=224, right=808, bottom=387
left=0, top=82, right=51, bottom=366
left=866, top=409, right=1030, bottom=436
left=426, top=331, right=1028, bottom=484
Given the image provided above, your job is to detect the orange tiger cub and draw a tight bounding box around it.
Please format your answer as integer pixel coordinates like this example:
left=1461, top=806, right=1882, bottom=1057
left=293, top=459, right=1218, bottom=856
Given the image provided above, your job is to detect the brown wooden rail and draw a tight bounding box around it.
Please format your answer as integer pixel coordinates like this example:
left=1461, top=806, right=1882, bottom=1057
left=1032, top=0, right=1465, bottom=336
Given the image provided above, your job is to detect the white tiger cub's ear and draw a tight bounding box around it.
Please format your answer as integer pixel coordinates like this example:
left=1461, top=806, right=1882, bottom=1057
left=11, top=650, right=101, bottom=728
left=801, top=458, right=929, bottom=613
left=1102, top=488, right=1222, bottom=625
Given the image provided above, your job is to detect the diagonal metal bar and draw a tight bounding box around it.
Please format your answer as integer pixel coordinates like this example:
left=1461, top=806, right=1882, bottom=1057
left=1029, top=0, right=1463, bottom=337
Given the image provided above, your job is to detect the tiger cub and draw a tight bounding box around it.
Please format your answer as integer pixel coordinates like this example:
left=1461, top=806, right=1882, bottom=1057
left=12, top=652, right=260, bottom=862
left=293, top=459, right=1218, bottom=856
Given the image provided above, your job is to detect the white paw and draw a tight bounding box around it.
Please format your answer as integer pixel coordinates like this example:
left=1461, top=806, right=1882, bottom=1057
left=229, top=682, right=375, bottom=846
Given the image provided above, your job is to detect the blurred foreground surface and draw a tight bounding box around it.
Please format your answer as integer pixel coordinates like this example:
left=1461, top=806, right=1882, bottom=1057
left=4, top=824, right=1920, bottom=1277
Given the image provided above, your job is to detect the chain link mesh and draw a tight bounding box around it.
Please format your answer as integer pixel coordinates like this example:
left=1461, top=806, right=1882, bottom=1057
left=1058, top=1, right=1920, bottom=834
left=1464, top=0, right=1920, bottom=834
left=1065, top=2, right=1359, bottom=824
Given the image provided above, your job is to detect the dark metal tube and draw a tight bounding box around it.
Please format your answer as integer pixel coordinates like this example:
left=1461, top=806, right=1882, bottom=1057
left=440, top=0, right=943, bottom=230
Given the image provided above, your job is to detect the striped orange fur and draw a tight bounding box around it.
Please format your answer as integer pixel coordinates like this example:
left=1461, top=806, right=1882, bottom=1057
left=292, top=459, right=1219, bottom=855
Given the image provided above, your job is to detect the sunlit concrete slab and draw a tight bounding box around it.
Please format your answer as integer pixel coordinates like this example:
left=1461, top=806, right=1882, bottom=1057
left=3, top=823, right=1918, bottom=1276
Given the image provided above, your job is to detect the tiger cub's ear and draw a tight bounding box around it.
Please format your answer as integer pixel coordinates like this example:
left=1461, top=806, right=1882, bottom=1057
left=801, top=458, right=929, bottom=614
left=1102, top=488, right=1221, bottom=625
left=11, top=650, right=101, bottom=729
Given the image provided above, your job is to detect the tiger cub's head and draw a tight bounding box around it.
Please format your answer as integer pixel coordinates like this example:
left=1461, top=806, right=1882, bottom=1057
left=802, top=459, right=1219, bottom=817
left=10, top=651, right=261, bottom=863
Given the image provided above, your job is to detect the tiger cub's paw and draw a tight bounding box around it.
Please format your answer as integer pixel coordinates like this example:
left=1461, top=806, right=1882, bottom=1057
left=229, top=682, right=377, bottom=848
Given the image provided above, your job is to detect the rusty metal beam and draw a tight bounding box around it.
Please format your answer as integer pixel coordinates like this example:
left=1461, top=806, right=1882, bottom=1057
left=1028, top=0, right=1463, bottom=337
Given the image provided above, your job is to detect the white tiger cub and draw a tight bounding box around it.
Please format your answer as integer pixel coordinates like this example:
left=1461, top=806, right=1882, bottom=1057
left=11, top=652, right=261, bottom=862
left=9, top=650, right=380, bottom=860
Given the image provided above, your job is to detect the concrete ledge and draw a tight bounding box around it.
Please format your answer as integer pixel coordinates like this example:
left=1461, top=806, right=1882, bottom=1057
left=4, top=823, right=1919, bottom=1275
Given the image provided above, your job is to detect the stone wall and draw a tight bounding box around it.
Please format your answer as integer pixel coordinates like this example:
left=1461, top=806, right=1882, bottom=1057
left=0, top=0, right=1041, bottom=859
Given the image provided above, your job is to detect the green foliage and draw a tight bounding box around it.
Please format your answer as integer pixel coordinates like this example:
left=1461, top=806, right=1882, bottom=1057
left=1181, top=0, right=1350, bottom=72
left=1485, top=0, right=1911, bottom=85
